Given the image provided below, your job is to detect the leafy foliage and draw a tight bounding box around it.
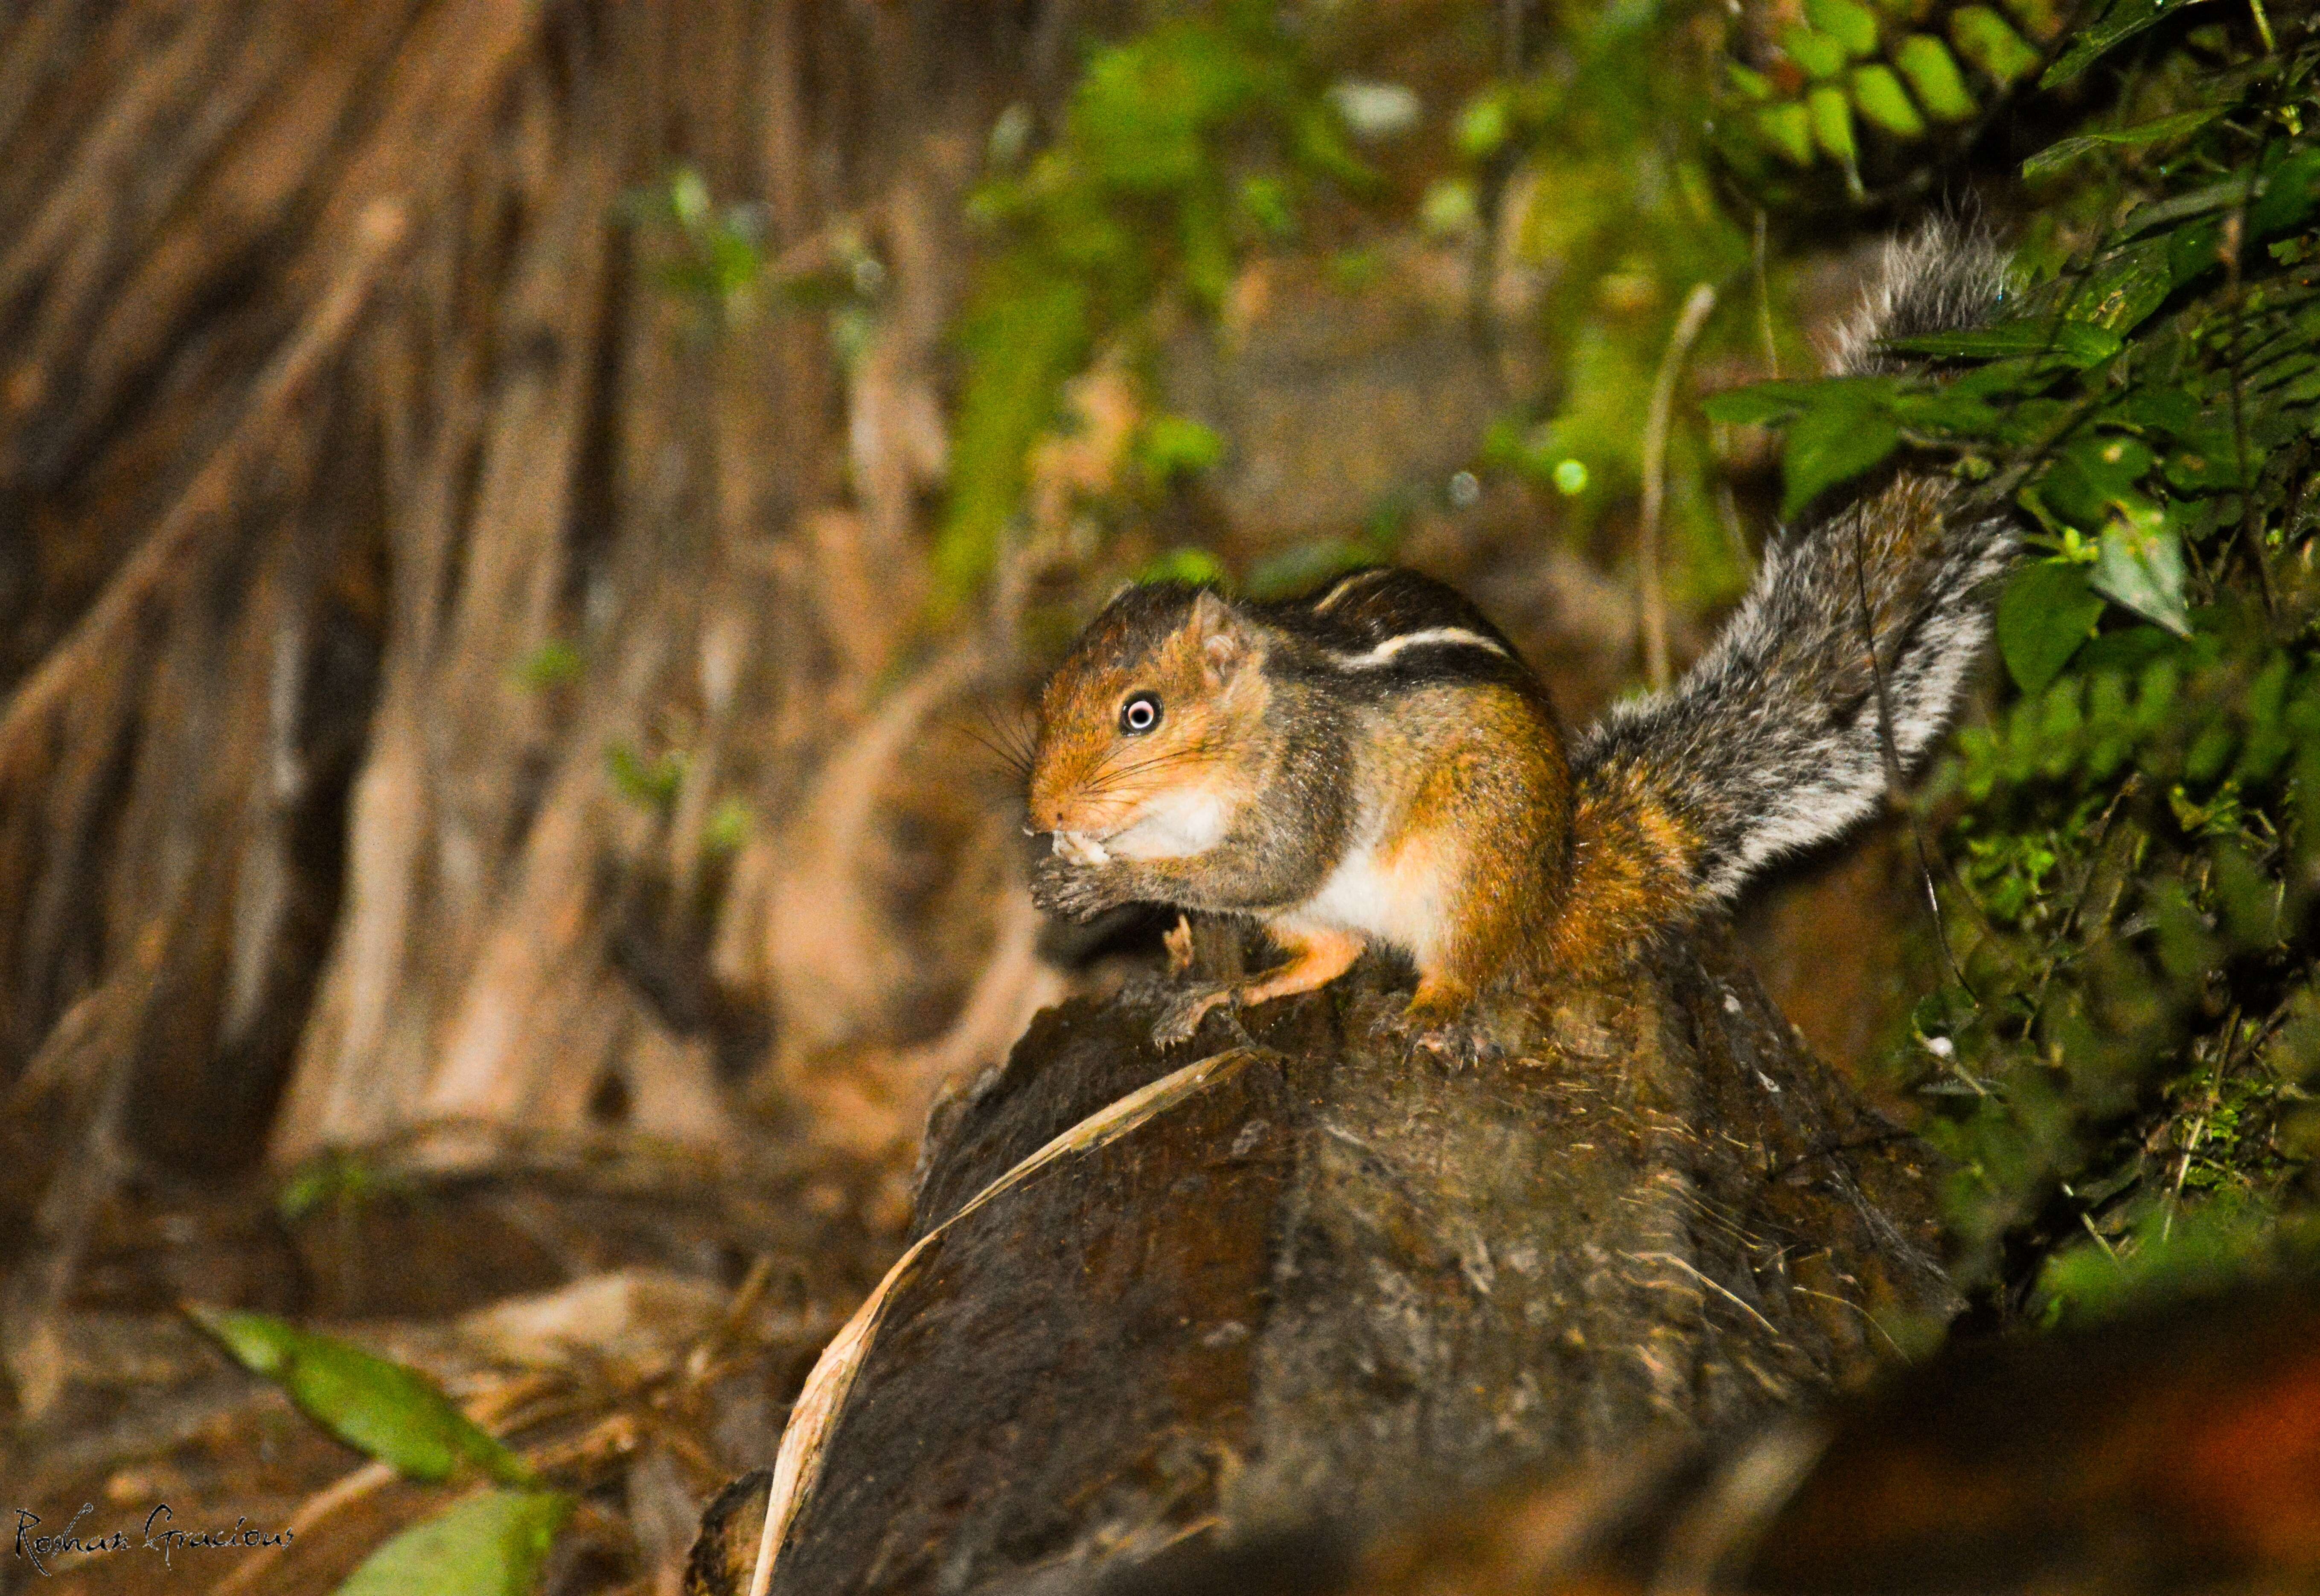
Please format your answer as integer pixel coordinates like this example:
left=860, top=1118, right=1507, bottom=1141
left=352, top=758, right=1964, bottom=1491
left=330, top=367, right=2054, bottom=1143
left=938, top=3, right=1371, bottom=606
left=1716, top=0, right=2063, bottom=206
left=1720, top=5, right=2320, bottom=1316
left=1465, top=0, right=1793, bottom=612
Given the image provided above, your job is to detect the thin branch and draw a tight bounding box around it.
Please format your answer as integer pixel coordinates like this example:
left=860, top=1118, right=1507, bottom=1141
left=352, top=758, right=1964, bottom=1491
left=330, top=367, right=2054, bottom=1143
left=1638, top=283, right=1718, bottom=691
left=1754, top=208, right=1779, bottom=380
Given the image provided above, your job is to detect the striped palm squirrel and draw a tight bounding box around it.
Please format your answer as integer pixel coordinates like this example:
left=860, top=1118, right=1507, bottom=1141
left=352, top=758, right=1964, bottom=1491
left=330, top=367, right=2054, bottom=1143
left=1025, top=225, right=2017, bottom=1051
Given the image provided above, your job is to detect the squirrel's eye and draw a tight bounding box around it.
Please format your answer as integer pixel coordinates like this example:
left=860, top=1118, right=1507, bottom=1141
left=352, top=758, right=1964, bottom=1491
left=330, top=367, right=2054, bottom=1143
left=1120, top=691, right=1162, bottom=735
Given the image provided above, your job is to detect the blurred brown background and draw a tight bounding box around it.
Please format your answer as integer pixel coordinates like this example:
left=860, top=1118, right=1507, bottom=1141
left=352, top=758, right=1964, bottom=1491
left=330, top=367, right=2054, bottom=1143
left=0, top=0, right=1922, bottom=1413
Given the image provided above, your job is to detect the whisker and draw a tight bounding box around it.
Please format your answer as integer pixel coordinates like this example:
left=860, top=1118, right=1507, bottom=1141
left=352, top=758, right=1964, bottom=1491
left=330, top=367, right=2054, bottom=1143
left=957, top=725, right=1032, bottom=778
left=946, top=701, right=1039, bottom=780
left=1076, top=737, right=1233, bottom=793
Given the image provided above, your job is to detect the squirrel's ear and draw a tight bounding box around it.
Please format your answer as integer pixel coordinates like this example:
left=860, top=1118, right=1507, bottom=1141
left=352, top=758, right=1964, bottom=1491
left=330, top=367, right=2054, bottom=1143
left=1190, top=589, right=1246, bottom=685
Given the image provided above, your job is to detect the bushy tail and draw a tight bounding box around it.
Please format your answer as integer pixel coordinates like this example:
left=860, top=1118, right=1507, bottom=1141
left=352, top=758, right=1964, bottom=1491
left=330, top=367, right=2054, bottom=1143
left=1554, top=223, right=2016, bottom=967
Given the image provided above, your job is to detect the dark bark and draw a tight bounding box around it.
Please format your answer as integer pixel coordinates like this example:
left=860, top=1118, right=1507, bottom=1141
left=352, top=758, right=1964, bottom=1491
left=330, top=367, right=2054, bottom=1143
left=725, top=924, right=1954, bottom=1595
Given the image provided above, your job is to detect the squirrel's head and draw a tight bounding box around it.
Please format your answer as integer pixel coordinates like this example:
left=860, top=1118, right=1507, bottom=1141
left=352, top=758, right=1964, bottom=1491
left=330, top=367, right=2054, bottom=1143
left=1028, top=584, right=1266, bottom=865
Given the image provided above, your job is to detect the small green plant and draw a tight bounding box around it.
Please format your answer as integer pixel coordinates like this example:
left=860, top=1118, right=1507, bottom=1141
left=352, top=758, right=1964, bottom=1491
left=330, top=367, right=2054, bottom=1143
left=704, top=794, right=754, bottom=856
left=1135, top=414, right=1225, bottom=485
left=277, top=1147, right=409, bottom=1226
left=629, top=166, right=769, bottom=323
left=513, top=639, right=583, bottom=692
left=606, top=741, right=687, bottom=814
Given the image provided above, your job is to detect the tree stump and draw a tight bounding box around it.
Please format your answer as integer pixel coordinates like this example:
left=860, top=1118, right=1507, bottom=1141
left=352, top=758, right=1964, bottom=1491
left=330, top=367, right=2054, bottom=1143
left=709, top=925, right=1955, bottom=1595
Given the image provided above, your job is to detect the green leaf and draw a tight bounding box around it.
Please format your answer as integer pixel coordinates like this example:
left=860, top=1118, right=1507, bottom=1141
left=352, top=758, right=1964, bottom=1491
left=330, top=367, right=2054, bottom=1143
left=2054, top=236, right=2177, bottom=332
left=1782, top=402, right=1901, bottom=518
left=1072, top=23, right=1260, bottom=192
left=1702, top=379, right=1823, bottom=425
left=1755, top=102, right=1816, bottom=166
left=1998, top=560, right=2107, bottom=693
left=1293, top=101, right=1378, bottom=190
left=2122, top=177, right=2247, bottom=238
left=2161, top=434, right=2249, bottom=492
left=1138, top=414, right=1225, bottom=481
left=189, top=1308, right=532, bottom=1487
left=605, top=742, right=686, bottom=812
left=2110, top=388, right=2200, bottom=436
left=1951, top=6, right=2042, bottom=84
left=1804, top=0, right=1881, bottom=57
left=2169, top=216, right=2228, bottom=288
left=1851, top=65, right=1925, bottom=137
left=1455, top=90, right=1511, bottom=160
left=668, top=169, right=710, bottom=230
left=704, top=796, right=753, bottom=856
left=2042, top=0, right=2215, bottom=90
left=2249, top=147, right=2320, bottom=241
left=1890, top=385, right=2005, bottom=434
left=1134, top=548, right=1229, bottom=587
left=2037, top=433, right=2156, bottom=529
left=1894, top=35, right=1977, bottom=121
left=514, top=641, right=582, bottom=692
left=1177, top=178, right=1232, bottom=308
left=1806, top=83, right=1858, bottom=166
left=2089, top=504, right=2192, bottom=637
left=2022, top=109, right=2223, bottom=179
left=1782, top=26, right=1850, bottom=80
left=1883, top=320, right=2122, bottom=369
left=334, top=1491, right=572, bottom=1596
left=1420, top=177, right=1481, bottom=237
left=1236, top=175, right=1295, bottom=240
left=2032, top=116, right=2227, bottom=188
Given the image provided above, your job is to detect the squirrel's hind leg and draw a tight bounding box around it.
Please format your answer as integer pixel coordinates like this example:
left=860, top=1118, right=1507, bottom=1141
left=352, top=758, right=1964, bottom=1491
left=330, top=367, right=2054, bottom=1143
left=1235, top=924, right=1364, bottom=1010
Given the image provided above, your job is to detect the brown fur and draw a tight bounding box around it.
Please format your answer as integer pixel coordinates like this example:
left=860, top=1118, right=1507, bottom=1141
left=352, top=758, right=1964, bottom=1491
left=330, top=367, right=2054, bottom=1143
left=1026, top=575, right=1581, bottom=1041
left=1027, top=228, right=2014, bottom=1043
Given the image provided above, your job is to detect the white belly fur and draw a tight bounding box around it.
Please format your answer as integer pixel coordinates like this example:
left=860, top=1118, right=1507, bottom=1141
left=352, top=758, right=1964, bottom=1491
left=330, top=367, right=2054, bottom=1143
left=1282, top=837, right=1445, bottom=964
left=1110, top=786, right=1232, bottom=860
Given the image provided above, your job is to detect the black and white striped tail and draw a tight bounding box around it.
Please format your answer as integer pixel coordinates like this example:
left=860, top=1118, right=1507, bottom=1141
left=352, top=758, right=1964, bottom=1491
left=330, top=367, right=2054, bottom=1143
left=1575, top=221, right=2017, bottom=902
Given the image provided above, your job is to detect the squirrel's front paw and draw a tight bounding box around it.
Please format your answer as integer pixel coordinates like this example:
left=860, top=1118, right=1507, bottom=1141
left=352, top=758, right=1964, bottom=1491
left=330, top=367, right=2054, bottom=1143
left=1029, top=854, right=1118, bottom=923
left=1150, top=982, right=1235, bottom=1048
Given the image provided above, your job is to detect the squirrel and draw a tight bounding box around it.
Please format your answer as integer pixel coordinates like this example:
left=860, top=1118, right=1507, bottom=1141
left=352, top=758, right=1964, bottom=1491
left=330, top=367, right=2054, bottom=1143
left=1025, top=224, right=2018, bottom=1051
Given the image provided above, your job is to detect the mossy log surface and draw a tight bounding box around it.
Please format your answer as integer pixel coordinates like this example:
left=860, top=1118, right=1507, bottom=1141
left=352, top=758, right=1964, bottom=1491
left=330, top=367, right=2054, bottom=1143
left=705, top=925, right=1955, bottom=1595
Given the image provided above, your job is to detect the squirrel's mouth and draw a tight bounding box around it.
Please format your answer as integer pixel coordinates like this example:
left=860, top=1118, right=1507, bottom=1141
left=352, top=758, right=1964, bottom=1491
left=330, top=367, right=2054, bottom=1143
left=1049, top=829, right=1114, bottom=867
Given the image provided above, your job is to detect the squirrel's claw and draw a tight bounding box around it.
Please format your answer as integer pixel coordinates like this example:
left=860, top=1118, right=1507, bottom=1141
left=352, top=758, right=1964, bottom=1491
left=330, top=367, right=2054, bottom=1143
left=1406, top=1024, right=1492, bottom=1072
left=1151, top=982, right=1235, bottom=1048
left=1377, top=1001, right=1498, bottom=1072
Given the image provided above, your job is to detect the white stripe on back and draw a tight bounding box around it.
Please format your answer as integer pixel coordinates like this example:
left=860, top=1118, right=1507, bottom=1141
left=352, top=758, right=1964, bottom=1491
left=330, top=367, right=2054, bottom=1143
left=1331, top=626, right=1510, bottom=668
left=1310, top=568, right=1391, bottom=613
